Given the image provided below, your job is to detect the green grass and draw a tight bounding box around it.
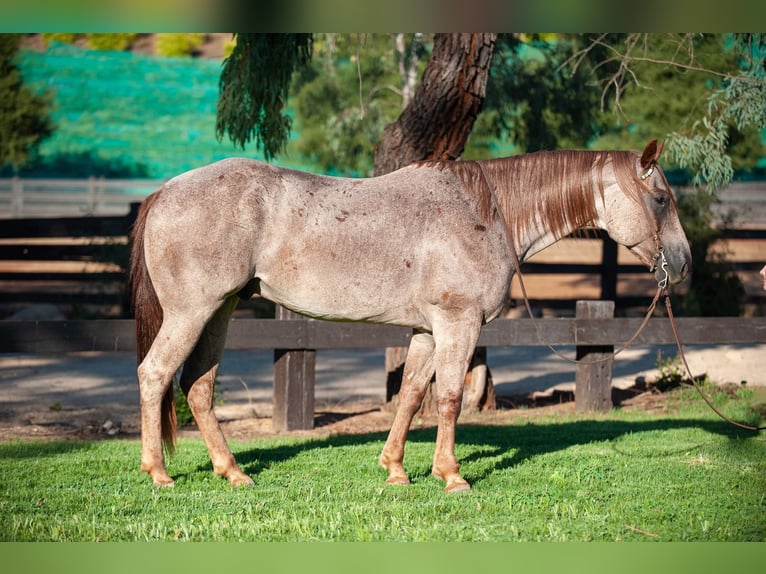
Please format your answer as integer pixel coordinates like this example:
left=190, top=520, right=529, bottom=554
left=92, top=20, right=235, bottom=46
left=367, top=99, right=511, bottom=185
left=1, top=389, right=764, bottom=542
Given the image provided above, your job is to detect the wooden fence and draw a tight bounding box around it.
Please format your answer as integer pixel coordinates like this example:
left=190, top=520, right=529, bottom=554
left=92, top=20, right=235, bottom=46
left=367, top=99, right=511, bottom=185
left=0, top=209, right=138, bottom=317
left=1, top=188, right=765, bottom=430
left=2, top=206, right=765, bottom=318
left=0, top=177, right=164, bottom=218
left=3, top=312, right=766, bottom=430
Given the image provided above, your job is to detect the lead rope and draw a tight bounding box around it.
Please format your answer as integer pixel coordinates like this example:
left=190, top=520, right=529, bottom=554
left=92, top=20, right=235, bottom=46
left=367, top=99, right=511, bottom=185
left=515, top=244, right=764, bottom=431
left=509, top=239, right=662, bottom=365
left=662, top=271, right=766, bottom=432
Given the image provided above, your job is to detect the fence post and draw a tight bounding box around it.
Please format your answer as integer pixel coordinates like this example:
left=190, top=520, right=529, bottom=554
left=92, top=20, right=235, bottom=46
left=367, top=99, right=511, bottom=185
left=273, top=306, right=316, bottom=431
left=600, top=237, right=618, bottom=301
left=575, top=300, right=614, bottom=412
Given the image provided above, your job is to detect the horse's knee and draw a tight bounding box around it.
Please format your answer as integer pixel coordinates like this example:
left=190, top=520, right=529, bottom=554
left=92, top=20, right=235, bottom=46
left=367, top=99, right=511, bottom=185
left=435, top=388, right=463, bottom=416
left=185, top=379, right=214, bottom=414
left=137, top=362, right=170, bottom=403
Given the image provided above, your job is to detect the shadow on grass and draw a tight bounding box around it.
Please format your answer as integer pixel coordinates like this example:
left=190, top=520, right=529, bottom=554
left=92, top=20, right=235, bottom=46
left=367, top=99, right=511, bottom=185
left=0, top=439, right=99, bottom=460
left=3, top=412, right=756, bottom=487
left=228, top=416, right=760, bottom=488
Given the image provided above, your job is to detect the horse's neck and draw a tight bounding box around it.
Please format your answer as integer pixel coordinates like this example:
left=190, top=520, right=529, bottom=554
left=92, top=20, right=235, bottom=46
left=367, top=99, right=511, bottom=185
left=510, top=187, right=607, bottom=263
left=484, top=152, right=612, bottom=264
left=514, top=226, right=567, bottom=263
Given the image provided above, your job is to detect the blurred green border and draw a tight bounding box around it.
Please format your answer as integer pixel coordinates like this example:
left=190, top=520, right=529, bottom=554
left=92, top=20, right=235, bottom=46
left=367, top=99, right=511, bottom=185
left=4, top=542, right=764, bottom=573
left=3, top=1, right=762, bottom=569
left=0, top=0, right=763, bottom=33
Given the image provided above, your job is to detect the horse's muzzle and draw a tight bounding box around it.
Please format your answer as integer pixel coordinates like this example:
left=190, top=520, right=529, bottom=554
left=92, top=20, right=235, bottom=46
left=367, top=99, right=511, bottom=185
left=653, top=247, right=691, bottom=285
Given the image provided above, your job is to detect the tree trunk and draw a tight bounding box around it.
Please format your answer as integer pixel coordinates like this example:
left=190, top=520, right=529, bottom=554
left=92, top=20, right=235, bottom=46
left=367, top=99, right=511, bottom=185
left=374, top=33, right=498, bottom=415
left=374, top=33, right=496, bottom=174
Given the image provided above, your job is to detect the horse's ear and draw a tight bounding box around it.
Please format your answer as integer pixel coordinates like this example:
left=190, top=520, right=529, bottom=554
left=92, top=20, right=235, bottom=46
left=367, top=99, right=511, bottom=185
left=640, top=139, right=659, bottom=169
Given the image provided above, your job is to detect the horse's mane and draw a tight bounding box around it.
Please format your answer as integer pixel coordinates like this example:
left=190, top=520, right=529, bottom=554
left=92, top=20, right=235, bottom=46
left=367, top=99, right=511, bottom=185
left=418, top=150, right=644, bottom=241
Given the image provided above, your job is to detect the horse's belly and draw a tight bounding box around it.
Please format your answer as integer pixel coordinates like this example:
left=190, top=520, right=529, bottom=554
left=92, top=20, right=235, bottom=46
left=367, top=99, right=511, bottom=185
left=258, top=274, right=426, bottom=327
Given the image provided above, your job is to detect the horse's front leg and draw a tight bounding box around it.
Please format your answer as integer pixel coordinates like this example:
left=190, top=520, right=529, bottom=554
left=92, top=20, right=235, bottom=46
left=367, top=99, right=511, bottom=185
left=430, top=313, right=482, bottom=493
left=379, top=332, right=436, bottom=485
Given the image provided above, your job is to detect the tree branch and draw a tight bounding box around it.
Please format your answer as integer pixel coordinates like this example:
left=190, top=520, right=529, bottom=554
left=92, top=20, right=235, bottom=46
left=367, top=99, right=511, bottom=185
left=562, top=33, right=766, bottom=117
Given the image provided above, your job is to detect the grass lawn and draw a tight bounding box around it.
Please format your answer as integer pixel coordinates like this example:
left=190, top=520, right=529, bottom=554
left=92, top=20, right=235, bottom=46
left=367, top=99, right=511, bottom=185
left=1, top=386, right=764, bottom=542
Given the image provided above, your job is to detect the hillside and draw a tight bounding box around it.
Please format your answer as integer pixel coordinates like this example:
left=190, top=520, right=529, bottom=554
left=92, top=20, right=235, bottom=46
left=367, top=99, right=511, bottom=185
left=9, top=36, right=316, bottom=180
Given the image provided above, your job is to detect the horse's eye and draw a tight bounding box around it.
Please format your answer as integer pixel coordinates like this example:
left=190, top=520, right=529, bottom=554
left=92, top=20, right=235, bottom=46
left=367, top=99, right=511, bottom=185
left=654, top=193, right=668, bottom=207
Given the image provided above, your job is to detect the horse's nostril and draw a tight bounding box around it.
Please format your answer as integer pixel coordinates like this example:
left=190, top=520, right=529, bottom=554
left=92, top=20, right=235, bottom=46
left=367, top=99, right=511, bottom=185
left=681, top=262, right=689, bottom=277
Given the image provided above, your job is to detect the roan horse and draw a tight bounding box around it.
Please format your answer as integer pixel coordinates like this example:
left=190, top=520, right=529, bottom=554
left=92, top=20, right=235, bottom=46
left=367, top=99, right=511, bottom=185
left=130, top=140, right=690, bottom=491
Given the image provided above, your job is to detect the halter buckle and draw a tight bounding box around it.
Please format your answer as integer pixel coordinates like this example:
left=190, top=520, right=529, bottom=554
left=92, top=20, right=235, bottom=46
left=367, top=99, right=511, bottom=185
left=641, top=166, right=654, bottom=180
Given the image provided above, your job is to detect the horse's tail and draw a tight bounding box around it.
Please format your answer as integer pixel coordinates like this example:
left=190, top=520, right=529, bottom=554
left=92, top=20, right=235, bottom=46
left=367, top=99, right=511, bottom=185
left=129, top=190, right=177, bottom=453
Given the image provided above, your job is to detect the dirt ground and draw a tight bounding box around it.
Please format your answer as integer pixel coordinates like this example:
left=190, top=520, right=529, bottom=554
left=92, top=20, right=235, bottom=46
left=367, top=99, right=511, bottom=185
left=0, top=381, right=657, bottom=444
left=1, top=342, right=763, bottom=444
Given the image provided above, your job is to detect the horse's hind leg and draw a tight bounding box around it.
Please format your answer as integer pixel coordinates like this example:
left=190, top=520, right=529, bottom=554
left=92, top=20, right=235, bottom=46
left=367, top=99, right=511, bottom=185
left=179, top=296, right=253, bottom=486
left=138, top=314, right=210, bottom=487
left=379, top=332, right=436, bottom=485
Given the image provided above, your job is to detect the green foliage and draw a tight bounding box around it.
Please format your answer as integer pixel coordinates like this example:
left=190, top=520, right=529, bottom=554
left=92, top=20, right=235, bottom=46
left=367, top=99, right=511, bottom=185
left=291, top=34, right=422, bottom=175
left=154, top=33, right=205, bottom=57
left=476, top=35, right=606, bottom=155
left=85, top=33, right=137, bottom=52
left=216, top=33, right=313, bottom=161
left=667, top=34, right=766, bottom=190
left=0, top=34, right=54, bottom=172
left=41, top=33, right=77, bottom=45
left=653, top=351, right=686, bottom=391
left=222, top=36, right=236, bottom=58
left=673, top=190, right=745, bottom=316
left=174, top=380, right=222, bottom=427
left=581, top=33, right=764, bottom=189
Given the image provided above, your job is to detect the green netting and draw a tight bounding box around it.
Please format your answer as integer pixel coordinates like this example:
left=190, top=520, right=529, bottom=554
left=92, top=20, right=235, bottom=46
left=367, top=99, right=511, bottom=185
left=15, top=42, right=316, bottom=179
left=14, top=42, right=765, bottom=180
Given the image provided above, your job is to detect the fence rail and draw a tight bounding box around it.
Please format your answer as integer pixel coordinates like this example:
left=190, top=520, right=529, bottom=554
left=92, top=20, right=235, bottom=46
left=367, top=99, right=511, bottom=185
left=3, top=316, right=766, bottom=354
left=3, top=314, right=766, bottom=430
left=0, top=177, right=163, bottom=218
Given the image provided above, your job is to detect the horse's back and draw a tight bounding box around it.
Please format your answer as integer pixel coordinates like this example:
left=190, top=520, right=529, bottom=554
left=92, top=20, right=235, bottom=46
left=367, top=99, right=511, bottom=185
left=141, top=158, right=513, bottom=329
left=254, top=164, right=514, bottom=326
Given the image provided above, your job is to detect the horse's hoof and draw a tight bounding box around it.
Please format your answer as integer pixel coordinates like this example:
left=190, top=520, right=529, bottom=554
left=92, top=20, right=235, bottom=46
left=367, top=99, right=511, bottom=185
left=152, top=477, right=175, bottom=488
left=444, top=477, right=471, bottom=493
left=385, top=475, right=412, bottom=486
left=229, top=474, right=255, bottom=487
left=379, top=454, right=410, bottom=485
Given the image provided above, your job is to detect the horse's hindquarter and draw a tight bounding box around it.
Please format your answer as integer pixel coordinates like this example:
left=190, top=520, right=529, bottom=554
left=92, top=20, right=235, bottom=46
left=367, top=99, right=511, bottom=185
left=257, top=165, right=513, bottom=329
left=142, top=159, right=280, bottom=310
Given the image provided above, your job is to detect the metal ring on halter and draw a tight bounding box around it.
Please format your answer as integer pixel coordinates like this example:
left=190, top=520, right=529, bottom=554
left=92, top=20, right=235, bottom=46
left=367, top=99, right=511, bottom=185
left=657, top=247, right=670, bottom=290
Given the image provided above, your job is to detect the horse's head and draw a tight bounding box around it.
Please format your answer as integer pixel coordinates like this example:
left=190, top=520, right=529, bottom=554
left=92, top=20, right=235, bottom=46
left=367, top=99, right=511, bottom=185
left=602, top=140, right=691, bottom=286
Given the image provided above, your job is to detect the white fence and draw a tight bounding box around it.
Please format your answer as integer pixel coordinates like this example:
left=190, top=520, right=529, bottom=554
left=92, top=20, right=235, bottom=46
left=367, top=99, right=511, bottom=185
left=0, top=177, right=165, bottom=218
